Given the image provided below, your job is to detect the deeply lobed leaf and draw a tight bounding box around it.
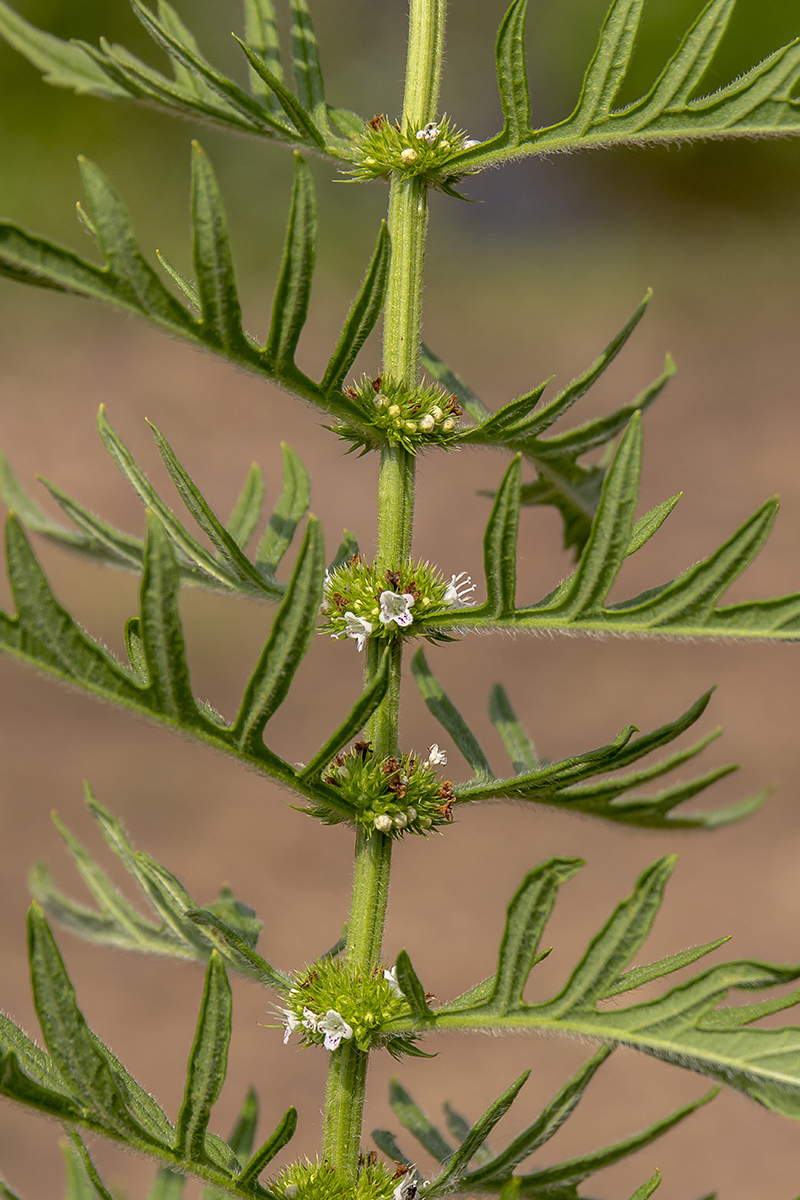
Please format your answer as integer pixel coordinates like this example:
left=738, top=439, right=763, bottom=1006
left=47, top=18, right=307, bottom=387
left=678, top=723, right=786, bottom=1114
left=386, top=857, right=800, bottom=1121
left=435, top=413, right=800, bottom=641
left=0, top=150, right=380, bottom=422
left=451, top=0, right=800, bottom=175
left=413, top=650, right=762, bottom=830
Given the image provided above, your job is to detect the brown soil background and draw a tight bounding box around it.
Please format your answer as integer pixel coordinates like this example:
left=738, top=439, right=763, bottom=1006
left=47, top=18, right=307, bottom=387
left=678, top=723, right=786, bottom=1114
left=2, top=211, right=800, bottom=1200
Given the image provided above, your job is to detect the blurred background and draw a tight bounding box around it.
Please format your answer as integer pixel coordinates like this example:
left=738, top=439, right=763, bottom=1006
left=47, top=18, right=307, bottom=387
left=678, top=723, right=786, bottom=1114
left=2, top=2, right=800, bottom=1197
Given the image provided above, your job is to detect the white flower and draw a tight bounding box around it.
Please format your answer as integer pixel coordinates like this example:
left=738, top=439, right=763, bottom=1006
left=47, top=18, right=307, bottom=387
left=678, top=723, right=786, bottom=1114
left=384, top=966, right=403, bottom=998
left=416, top=122, right=441, bottom=145
left=379, top=590, right=416, bottom=628
left=339, top=611, right=373, bottom=651
left=393, top=1172, right=422, bottom=1200
left=424, top=743, right=448, bottom=768
left=419, top=414, right=435, bottom=432
left=317, top=1009, right=353, bottom=1051
left=281, top=1009, right=301, bottom=1044
left=302, top=1007, right=319, bottom=1031
left=374, top=813, right=393, bottom=833
left=443, top=572, right=475, bottom=607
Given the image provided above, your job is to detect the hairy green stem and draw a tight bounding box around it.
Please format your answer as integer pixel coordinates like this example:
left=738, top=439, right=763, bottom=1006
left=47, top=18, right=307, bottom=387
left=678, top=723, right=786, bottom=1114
left=322, top=0, right=446, bottom=1178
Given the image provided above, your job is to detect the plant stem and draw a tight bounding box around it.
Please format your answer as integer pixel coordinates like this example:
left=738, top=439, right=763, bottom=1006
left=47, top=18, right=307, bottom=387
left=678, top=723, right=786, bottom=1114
left=322, top=0, right=446, bottom=1178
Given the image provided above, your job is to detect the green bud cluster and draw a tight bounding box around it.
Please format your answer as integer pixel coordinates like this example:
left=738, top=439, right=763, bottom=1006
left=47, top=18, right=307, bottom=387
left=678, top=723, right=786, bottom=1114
left=323, top=743, right=454, bottom=838
left=282, top=957, right=414, bottom=1054
left=321, top=556, right=469, bottom=648
left=275, top=1156, right=400, bottom=1200
left=347, top=113, right=471, bottom=184
left=336, top=374, right=461, bottom=455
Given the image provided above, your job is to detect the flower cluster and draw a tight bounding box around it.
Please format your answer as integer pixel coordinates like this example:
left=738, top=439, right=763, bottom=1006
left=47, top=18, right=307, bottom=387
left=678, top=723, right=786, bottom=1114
left=321, top=741, right=455, bottom=837
left=336, top=374, right=462, bottom=455
left=278, top=957, right=416, bottom=1055
left=275, top=1156, right=423, bottom=1200
left=346, top=113, right=476, bottom=185
left=321, top=556, right=474, bottom=650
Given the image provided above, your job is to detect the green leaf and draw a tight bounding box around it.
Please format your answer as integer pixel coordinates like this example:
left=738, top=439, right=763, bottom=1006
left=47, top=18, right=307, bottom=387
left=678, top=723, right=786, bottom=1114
left=27, top=903, right=145, bottom=1138
left=79, top=156, right=197, bottom=331
left=289, top=0, right=326, bottom=129
left=300, top=648, right=391, bottom=782
left=461, top=1048, right=613, bottom=1186
left=128, top=854, right=219, bottom=959
left=148, top=421, right=278, bottom=596
left=421, top=344, right=489, bottom=424
left=482, top=456, right=521, bottom=618
left=155, top=1, right=218, bottom=103
left=606, top=937, right=730, bottom=999
left=426, top=1073, right=531, bottom=1197
left=226, top=464, right=265, bottom=550
left=489, top=860, right=584, bottom=1016
left=204, top=886, right=262, bottom=951
left=129, top=0, right=286, bottom=138
left=458, top=295, right=668, bottom=558
left=389, top=1080, right=455, bottom=1165
left=0, top=1010, right=72, bottom=1098
left=97, top=408, right=236, bottom=589
left=0, top=0, right=127, bottom=97
left=459, top=382, right=550, bottom=447
left=0, top=1049, right=83, bottom=1123
left=92, top=1036, right=174, bottom=1145
left=372, top=1129, right=412, bottom=1167
left=411, top=649, right=492, bottom=778
left=243, top=0, right=284, bottom=113
left=328, top=107, right=368, bottom=139
left=488, top=684, right=538, bottom=774
left=442, top=1104, right=494, bottom=1167
left=37, top=476, right=144, bottom=570
left=321, top=222, right=390, bottom=394
left=395, top=950, right=434, bottom=1023
left=0, top=514, right=145, bottom=708
left=628, top=1174, right=660, bottom=1200
left=455, top=0, right=800, bottom=170
left=574, top=0, right=646, bottom=131
left=190, top=143, right=248, bottom=355
left=187, top=909, right=290, bottom=991
left=35, top=810, right=171, bottom=950
left=157, top=251, right=201, bottom=309
left=0, top=453, right=84, bottom=548
left=390, top=858, right=800, bottom=1120
left=62, top=1137, right=100, bottom=1200
left=264, top=154, right=317, bottom=370
left=35, top=787, right=290, bottom=991
left=329, top=530, right=359, bottom=571
left=234, top=37, right=327, bottom=150
left=65, top=1133, right=115, bottom=1200
left=256, top=443, right=311, bottom=576
left=140, top=514, right=201, bottom=724
left=516, top=1093, right=712, bottom=1195
left=227, top=1088, right=260, bottom=1161
left=239, top=1108, right=298, bottom=1187
left=551, top=414, right=641, bottom=617
left=0, top=219, right=171, bottom=321
left=176, top=954, right=232, bottom=1162
left=234, top=517, right=325, bottom=753
left=441, top=412, right=800, bottom=641
left=495, top=0, right=531, bottom=146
